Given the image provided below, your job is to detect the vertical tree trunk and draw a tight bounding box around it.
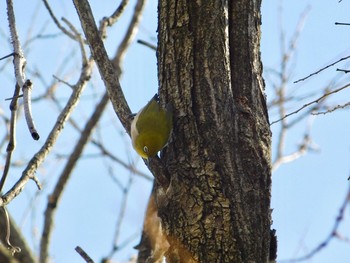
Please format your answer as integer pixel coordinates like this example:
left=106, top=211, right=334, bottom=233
left=138, top=0, right=271, bottom=262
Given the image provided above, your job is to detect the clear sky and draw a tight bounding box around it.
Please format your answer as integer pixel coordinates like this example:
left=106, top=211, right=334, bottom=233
left=0, top=1, right=349, bottom=263
left=262, top=1, right=350, bottom=263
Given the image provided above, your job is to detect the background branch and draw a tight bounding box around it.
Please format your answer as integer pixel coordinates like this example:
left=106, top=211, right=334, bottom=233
left=42, top=0, right=81, bottom=41
left=99, top=0, right=130, bottom=39
left=73, top=0, right=131, bottom=130
left=0, top=84, right=20, bottom=192
left=294, top=54, right=350, bottom=83
left=0, top=45, right=94, bottom=207
left=39, top=92, right=109, bottom=263
left=40, top=0, right=148, bottom=261
left=270, top=83, right=350, bottom=125
left=6, top=0, right=39, bottom=140
left=280, top=184, right=350, bottom=262
left=75, top=246, right=94, bottom=263
left=0, top=209, right=36, bottom=263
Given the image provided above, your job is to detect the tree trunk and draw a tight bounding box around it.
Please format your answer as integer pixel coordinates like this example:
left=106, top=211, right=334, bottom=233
left=138, top=0, right=272, bottom=262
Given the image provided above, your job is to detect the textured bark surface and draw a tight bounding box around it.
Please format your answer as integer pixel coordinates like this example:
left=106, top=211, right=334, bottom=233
left=139, top=0, right=271, bottom=262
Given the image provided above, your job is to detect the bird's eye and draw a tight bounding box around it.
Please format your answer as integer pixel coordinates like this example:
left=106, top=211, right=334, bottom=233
left=143, top=146, right=148, bottom=153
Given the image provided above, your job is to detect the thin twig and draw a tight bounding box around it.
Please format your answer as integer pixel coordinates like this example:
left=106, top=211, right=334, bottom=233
left=0, top=205, right=37, bottom=262
left=0, top=56, right=94, bottom=208
left=93, top=139, right=152, bottom=181
left=336, top=68, right=350, bottom=73
left=273, top=134, right=311, bottom=172
left=34, top=9, right=151, bottom=259
left=111, top=0, right=147, bottom=71
left=294, top=55, right=350, bottom=83
left=41, top=0, right=79, bottom=41
left=74, top=0, right=170, bottom=188
left=7, top=0, right=40, bottom=140
left=335, top=22, right=350, bottom=26
left=114, top=232, right=140, bottom=251
left=311, top=101, right=350, bottom=115
left=38, top=16, right=103, bottom=262
left=1, top=207, right=21, bottom=255
left=47, top=92, right=152, bottom=181
left=270, top=83, right=350, bottom=125
left=75, top=246, right=94, bottom=263
left=280, top=185, right=350, bottom=262
left=99, top=0, right=130, bottom=39
left=0, top=53, right=15, bottom=60
left=52, top=75, right=74, bottom=88
left=284, top=103, right=320, bottom=129
left=22, top=80, right=39, bottom=140
left=0, top=84, right=20, bottom=192
left=107, top=172, right=134, bottom=259
left=137, top=39, right=157, bottom=51
left=39, top=93, right=109, bottom=263
left=61, top=17, right=88, bottom=65
left=271, top=5, right=312, bottom=172
left=54, top=0, right=150, bottom=182
left=4, top=94, right=23, bottom=101
left=102, top=232, right=140, bottom=262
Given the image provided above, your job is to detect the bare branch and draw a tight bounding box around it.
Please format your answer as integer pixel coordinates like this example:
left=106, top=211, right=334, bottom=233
left=93, top=139, right=153, bottom=181
left=270, top=83, right=350, bottom=125
left=312, top=101, right=350, bottom=115
left=6, top=0, right=26, bottom=89
left=39, top=2, right=150, bottom=256
left=61, top=17, right=88, bottom=65
left=335, top=22, right=350, bottom=26
left=75, top=246, right=94, bottom=263
left=270, top=6, right=315, bottom=173
left=105, top=172, right=135, bottom=260
left=294, top=55, right=350, bottom=83
left=39, top=92, right=109, bottom=263
left=0, top=54, right=94, bottom=207
left=0, top=53, right=15, bottom=60
left=0, top=84, right=20, bottom=192
left=73, top=0, right=170, bottom=187
left=22, top=80, right=39, bottom=140
left=52, top=75, right=74, bottom=88
left=46, top=101, right=152, bottom=181
left=137, top=39, right=157, bottom=51
left=55, top=111, right=152, bottom=180
left=72, top=0, right=131, bottom=129
left=6, top=0, right=40, bottom=140
left=336, top=68, right=350, bottom=73
left=42, top=0, right=80, bottom=41
left=135, top=191, right=169, bottom=263
left=280, top=185, right=350, bottom=262
left=99, top=0, right=130, bottom=39
left=273, top=134, right=311, bottom=172
left=111, top=0, right=147, bottom=71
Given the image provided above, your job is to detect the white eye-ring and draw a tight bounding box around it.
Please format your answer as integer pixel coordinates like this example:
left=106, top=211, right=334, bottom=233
left=143, top=146, right=149, bottom=153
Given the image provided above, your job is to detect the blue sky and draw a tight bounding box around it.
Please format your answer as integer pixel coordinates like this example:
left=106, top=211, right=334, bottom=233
left=262, top=1, right=350, bottom=262
left=0, top=1, right=349, bottom=262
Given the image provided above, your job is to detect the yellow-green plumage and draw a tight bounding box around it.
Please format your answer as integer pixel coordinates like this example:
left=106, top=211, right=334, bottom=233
left=131, top=94, right=173, bottom=159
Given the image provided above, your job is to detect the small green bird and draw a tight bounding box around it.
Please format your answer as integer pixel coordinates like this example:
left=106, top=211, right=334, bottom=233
left=131, top=94, right=173, bottom=159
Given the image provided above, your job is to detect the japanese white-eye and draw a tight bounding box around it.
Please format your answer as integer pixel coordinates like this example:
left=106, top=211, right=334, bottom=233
left=131, top=94, right=173, bottom=159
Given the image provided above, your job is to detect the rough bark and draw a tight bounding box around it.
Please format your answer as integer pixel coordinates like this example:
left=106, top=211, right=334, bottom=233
left=139, top=0, right=272, bottom=262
